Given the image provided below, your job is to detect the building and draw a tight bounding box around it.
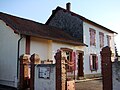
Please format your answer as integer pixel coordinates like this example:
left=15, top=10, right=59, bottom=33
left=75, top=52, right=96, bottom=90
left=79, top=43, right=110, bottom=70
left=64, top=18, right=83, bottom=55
left=46, top=3, right=117, bottom=78
left=0, top=3, right=117, bottom=88
left=0, top=12, right=86, bottom=88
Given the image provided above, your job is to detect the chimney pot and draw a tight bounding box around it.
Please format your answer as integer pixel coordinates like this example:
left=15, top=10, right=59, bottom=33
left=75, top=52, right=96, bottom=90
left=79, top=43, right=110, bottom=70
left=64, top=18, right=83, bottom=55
left=66, top=2, right=71, bottom=11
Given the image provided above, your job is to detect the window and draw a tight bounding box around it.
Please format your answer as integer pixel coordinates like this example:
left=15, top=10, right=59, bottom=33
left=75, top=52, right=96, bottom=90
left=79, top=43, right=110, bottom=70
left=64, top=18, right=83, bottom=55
left=99, top=32, right=104, bottom=48
left=107, top=35, right=111, bottom=47
left=65, top=51, right=72, bottom=71
left=89, top=28, right=96, bottom=46
left=89, top=54, right=98, bottom=71
left=61, top=48, right=76, bottom=72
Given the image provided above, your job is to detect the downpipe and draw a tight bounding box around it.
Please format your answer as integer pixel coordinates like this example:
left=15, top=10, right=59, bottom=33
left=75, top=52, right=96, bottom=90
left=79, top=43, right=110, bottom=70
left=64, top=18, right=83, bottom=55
left=17, top=34, right=23, bottom=89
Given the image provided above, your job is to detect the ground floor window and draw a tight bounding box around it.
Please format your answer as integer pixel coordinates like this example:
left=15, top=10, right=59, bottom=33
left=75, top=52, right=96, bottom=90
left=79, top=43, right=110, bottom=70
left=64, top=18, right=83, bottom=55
left=89, top=54, right=98, bottom=71
left=61, top=48, right=76, bottom=72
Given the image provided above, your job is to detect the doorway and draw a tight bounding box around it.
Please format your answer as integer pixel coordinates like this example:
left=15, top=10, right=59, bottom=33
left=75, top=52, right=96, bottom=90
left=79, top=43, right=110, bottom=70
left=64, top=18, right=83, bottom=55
left=77, top=51, right=84, bottom=78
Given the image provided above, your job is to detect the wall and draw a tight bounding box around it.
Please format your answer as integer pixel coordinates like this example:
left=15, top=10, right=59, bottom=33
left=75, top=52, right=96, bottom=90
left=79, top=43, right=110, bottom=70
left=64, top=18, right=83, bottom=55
left=52, top=41, right=85, bottom=77
left=113, top=61, right=120, bottom=90
left=0, top=20, right=25, bottom=87
left=30, top=37, right=50, bottom=61
left=34, top=64, right=56, bottom=90
left=83, top=21, right=115, bottom=75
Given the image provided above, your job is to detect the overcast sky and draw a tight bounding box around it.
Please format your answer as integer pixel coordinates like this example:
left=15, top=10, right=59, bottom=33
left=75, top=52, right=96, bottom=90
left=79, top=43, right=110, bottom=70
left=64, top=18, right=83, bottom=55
left=0, top=0, right=120, bottom=54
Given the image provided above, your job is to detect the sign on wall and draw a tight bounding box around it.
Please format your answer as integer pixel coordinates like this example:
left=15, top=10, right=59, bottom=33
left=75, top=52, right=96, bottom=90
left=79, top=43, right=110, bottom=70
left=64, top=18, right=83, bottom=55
left=38, top=67, right=50, bottom=79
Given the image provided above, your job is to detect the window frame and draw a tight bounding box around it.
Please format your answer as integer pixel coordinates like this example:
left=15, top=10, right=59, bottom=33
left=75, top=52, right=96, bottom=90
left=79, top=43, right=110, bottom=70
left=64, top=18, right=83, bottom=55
left=106, top=35, right=111, bottom=47
left=89, top=28, right=96, bottom=46
left=60, top=48, right=74, bottom=72
left=99, top=32, right=104, bottom=48
left=89, top=54, right=98, bottom=71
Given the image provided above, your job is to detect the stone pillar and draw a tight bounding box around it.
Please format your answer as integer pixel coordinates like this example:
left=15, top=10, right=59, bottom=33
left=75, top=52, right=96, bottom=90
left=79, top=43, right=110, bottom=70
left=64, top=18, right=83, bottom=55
left=30, top=54, right=40, bottom=90
left=55, top=50, right=67, bottom=90
left=101, top=46, right=112, bottom=90
left=19, top=54, right=29, bottom=89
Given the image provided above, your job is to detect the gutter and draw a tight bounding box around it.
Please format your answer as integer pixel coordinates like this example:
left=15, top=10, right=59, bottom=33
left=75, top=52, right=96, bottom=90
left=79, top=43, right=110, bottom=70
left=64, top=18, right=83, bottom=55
left=17, top=34, right=23, bottom=80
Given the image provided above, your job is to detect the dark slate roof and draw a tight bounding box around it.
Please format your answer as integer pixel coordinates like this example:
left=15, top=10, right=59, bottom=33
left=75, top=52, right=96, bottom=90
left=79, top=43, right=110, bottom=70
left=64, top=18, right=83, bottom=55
left=0, top=12, right=87, bottom=46
left=46, top=6, right=118, bottom=34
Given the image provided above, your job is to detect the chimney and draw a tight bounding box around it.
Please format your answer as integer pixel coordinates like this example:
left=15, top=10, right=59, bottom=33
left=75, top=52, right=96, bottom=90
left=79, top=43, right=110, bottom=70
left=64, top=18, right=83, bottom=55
left=66, top=2, right=71, bottom=11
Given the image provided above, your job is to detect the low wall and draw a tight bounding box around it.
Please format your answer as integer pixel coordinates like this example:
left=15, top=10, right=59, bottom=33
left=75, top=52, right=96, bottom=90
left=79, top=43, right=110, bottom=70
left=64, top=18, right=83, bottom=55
left=112, top=61, right=120, bottom=90
left=34, top=64, right=56, bottom=90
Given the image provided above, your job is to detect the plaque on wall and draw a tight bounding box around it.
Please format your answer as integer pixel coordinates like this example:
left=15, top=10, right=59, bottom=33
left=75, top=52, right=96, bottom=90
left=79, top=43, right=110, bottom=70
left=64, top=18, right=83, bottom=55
left=38, top=67, right=50, bottom=79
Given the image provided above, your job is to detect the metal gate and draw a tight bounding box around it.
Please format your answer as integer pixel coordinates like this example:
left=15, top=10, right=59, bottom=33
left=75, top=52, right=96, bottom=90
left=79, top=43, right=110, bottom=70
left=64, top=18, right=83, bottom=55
left=101, top=46, right=112, bottom=90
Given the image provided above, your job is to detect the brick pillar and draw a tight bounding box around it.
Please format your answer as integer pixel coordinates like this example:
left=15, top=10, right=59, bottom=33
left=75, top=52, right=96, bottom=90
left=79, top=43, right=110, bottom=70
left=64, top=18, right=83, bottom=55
left=55, top=50, right=67, bottom=90
left=101, top=46, right=112, bottom=90
left=19, top=54, right=29, bottom=89
left=30, top=54, right=35, bottom=90
left=30, top=54, right=40, bottom=90
left=19, top=55, right=24, bottom=89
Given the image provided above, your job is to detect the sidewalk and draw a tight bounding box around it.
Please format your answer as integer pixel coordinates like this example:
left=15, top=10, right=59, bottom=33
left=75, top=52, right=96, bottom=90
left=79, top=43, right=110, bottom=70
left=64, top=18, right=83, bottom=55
left=75, top=77, right=102, bottom=82
left=0, top=85, right=16, bottom=90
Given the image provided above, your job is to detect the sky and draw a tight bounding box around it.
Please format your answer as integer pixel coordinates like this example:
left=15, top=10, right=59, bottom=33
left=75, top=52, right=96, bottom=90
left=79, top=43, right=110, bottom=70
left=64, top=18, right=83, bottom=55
left=0, top=0, right=120, bottom=55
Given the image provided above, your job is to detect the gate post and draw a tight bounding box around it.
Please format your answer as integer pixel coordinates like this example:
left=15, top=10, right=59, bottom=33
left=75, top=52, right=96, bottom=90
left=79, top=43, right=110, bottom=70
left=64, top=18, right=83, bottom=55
left=19, top=54, right=29, bottom=89
left=100, top=46, right=112, bottom=90
left=19, top=55, right=24, bottom=90
left=30, top=54, right=35, bottom=90
left=55, top=50, right=67, bottom=90
left=30, top=54, right=40, bottom=90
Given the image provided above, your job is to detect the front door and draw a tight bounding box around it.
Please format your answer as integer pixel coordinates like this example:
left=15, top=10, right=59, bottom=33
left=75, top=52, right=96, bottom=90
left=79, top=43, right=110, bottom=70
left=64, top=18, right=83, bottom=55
left=78, top=52, right=84, bottom=77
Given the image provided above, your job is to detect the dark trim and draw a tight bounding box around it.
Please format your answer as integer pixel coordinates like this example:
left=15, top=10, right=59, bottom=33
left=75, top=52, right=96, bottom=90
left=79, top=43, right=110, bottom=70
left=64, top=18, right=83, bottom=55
left=26, top=35, right=30, bottom=54
left=60, top=48, right=73, bottom=52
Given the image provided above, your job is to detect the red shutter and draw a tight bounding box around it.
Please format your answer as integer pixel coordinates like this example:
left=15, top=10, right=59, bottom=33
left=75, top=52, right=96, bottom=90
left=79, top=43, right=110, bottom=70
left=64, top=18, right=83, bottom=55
left=96, top=55, right=98, bottom=70
left=71, top=52, right=76, bottom=71
left=89, top=55, right=93, bottom=70
left=74, top=52, right=76, bottom=70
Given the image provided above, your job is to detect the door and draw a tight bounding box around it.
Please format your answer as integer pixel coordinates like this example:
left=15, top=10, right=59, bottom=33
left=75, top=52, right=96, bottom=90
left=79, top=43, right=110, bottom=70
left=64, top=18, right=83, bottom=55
left=78, top=52, right=84, bottom=77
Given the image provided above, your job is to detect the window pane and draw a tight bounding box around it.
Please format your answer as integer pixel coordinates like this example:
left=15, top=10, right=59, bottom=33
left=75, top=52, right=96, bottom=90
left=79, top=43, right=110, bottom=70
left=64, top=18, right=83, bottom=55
left=89, top=28, right=96, bottom=46
left=99, top=32, right=104, bottom=48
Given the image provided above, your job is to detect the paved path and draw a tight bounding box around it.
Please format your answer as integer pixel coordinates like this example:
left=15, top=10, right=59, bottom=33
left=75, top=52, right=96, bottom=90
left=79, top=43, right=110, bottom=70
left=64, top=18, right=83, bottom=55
left=0, top=85, right=16, bottom=90
left=75, top=79, right=102, bottom=90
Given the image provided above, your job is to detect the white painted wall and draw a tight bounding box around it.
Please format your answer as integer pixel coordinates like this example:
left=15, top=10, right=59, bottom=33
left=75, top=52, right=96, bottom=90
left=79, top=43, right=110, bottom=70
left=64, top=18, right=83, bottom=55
left=83, top=21, right=116, bottom=75
left=30, top=37, right=50, bottom=61
left=34, top=64, right=56, bottom=90
left=0, top=20, right=26, bottom=87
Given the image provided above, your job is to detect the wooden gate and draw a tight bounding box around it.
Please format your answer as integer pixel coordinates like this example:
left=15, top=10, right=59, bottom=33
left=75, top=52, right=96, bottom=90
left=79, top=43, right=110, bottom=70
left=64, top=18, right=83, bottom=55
left=100, top=46, right=112, bottom=90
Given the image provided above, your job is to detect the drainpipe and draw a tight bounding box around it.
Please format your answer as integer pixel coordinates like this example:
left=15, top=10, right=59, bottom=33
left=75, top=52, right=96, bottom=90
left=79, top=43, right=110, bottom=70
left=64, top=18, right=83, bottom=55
left=17, top=34, right=23, bottom=86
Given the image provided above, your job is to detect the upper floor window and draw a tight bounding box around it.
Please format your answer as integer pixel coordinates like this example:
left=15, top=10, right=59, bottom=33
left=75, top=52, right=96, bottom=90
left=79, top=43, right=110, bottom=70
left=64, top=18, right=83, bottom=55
left=99, top=32, right=104, bottom=48
left=107, top=35, right=111, bottom=47
left=89, top=28, right=96, bottom=46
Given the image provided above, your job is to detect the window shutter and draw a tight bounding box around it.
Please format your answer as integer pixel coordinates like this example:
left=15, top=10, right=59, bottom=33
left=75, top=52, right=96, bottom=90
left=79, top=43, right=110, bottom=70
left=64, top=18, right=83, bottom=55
left=72, top=52, right=76, bottom=71
left=96, top=55, right=98, bottom=70
left=89, top=55, right=93, bottom=70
